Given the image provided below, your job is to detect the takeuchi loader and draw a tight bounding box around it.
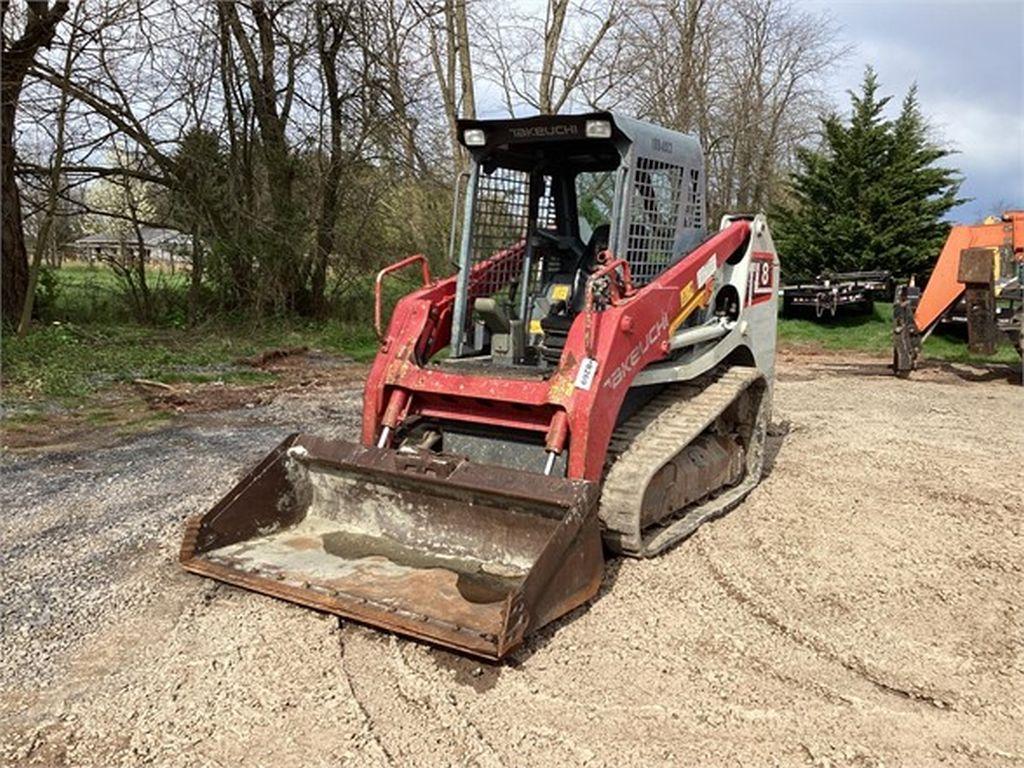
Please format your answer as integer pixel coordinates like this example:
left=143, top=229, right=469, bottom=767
left=181, top=112, right=780, bottom=658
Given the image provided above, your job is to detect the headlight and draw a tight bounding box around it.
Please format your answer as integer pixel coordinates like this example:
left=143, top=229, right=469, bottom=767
left=585, top=119, right=612, bottom=138
left=463, top=128, right=486, bottom=146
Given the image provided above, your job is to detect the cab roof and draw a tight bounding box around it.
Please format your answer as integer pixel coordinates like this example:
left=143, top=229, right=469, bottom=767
left=456, top=111, right=702, bottom=173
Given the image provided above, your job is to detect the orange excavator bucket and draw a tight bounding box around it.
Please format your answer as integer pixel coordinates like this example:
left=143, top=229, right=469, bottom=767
left=180, top=434, right=603, bottom=659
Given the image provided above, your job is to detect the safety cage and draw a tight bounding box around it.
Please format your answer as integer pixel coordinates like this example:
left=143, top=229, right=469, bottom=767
left=449, top=112, right=707, bottom=363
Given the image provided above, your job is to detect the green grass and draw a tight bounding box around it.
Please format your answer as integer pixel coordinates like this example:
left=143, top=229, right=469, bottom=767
left=5, top=263, right=1017, bottom=410
left=778, top=302, right=1019, bottom=364
left=1, top=319, right=378, bottom=403
left=38, top=262, right=191, bottom=325
left=2, top=262, right=382, bottom=404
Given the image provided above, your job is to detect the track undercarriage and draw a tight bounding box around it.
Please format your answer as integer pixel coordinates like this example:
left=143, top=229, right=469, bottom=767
left=602, top=367, right=769, bottom=556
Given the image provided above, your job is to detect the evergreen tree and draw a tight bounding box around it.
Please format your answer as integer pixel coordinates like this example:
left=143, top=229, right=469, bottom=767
left=773, top=68, right=963, bottom=280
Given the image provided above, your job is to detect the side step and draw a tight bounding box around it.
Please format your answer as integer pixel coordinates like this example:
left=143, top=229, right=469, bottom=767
left=600, top=366, right=768, bottom=557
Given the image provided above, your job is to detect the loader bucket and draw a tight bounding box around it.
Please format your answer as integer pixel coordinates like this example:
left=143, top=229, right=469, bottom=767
left=180, top=434, right=603, bottom=659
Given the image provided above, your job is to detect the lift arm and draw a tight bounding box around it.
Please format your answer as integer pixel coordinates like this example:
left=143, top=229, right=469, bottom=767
left=894, top=211, right=1024, bottom=377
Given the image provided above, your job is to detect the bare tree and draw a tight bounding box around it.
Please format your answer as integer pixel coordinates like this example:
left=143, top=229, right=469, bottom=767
left=16, top=1, right=82, bottom=335
left=618, top=0, right=846, bottom=218
left=311, top=1, right=350, bottom=316
left=419, top=0, right=476, bottom=174
left=5, top=0, right=845, bottom=332
left=480, top=0, right=624, bottom=115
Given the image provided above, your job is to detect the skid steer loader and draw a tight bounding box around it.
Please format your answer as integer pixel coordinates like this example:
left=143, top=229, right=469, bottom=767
left=181, top=112, right=779, bottom=659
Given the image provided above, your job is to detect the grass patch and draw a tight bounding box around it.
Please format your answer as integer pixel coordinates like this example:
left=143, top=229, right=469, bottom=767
left=3, top=409, right=50, bottom=425
left=778, top=302, right=1019, bottom=365
left=7, top=264, right=1016, bottom=410
left=3, top=263, right=381, bottom=406
left=2, top=318, right=377, bottom=403
left=39, top=262, right=191, bottom=325
left=113, top=410, right=174, bottom=437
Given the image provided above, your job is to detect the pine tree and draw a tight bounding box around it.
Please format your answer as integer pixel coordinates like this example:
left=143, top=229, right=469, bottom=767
left=877, top=86, right=963, bottom=275
left=773, top=69, right=963, bottom=281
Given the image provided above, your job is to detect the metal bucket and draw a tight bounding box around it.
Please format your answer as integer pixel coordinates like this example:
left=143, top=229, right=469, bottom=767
left=180, top=434, right=603, bottom=658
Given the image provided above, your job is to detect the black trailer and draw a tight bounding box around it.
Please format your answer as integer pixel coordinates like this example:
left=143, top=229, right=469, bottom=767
left=781, top=270, right=893, bottom=319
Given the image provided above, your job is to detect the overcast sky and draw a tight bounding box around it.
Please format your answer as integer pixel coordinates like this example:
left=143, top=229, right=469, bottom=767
left=491, top=1, right=1022, bottom=222
left=799, top=0, right=1024, bottom=221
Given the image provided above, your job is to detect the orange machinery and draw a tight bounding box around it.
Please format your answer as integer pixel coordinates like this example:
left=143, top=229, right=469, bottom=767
left=893, top=211, right=1024, bottom=377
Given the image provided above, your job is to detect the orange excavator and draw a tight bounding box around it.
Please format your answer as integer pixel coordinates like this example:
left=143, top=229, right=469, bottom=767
left=893, top=210, right=1024, bottom=378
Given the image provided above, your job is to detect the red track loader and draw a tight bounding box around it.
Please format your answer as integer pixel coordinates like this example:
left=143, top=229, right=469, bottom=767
left=181, top=113, right=780, bottom=658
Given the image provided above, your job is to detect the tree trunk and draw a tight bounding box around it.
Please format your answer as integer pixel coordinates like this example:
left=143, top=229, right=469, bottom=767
left=188, top=218, right=204, bottom=325
left=1, top=109, right=29, bottom=328
left=0, top=1, right=69, bottom=327
left=311, top=2, right=347, bottom=317
left=454, top=0, right=476, bottom=119
left=18, top=14, right=75, bottom=336
left=538, top=0, right=568, bottom=114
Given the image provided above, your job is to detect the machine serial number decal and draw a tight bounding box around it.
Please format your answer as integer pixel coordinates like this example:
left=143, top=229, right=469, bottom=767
left=697, top=254, right=717, bottom=287
left=574, top=358, right=599, bottom=390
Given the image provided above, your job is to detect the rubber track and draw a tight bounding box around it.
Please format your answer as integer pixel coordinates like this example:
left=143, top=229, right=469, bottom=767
left=600, top=366, right=765, bottom=557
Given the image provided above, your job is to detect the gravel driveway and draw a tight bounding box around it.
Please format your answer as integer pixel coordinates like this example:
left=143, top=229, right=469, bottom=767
left=2, top=356, right=1022, bottom=767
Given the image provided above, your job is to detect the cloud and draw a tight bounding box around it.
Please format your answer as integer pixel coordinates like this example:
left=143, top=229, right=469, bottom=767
left=928, top=97, right=1024, bottom=173
left=800, top=0, right=1024, bottom=220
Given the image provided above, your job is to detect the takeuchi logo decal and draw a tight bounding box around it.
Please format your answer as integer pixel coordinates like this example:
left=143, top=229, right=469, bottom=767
left=604, top=312, right=668, bottom=390
left=509, top=124, right=580, bottom=139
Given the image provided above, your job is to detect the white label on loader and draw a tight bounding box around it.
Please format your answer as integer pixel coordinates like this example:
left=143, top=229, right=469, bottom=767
left=574, top=358, right=599, bottom=390
left=697, top=254, right=717, bottom=287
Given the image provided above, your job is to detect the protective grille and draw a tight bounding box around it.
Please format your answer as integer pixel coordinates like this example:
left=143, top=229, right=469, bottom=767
left=467, top=168, right=555, bottom=303
left=623, top=157, right=702, bottom=286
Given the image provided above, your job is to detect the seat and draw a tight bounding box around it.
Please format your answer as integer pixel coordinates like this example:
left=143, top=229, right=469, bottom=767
left=538, top=224, right=610, bottom=362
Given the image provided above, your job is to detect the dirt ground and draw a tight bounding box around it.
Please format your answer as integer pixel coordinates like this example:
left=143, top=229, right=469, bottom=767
left=1, top=352, right=1022, bottom=767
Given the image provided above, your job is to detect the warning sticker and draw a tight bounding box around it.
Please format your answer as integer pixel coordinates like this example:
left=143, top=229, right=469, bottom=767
left=550, top=284, right=571, bottom=301
left=697, top=254, right=717, bottom=287
left=574, top=358, right=599, bottom=390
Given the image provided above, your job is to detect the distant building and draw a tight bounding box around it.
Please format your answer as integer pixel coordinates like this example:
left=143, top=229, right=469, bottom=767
left=69, top=227, right=192, bottom=270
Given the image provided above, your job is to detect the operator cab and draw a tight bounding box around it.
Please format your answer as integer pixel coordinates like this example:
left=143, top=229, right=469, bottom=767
left=450, top=112, right=706, bottom=367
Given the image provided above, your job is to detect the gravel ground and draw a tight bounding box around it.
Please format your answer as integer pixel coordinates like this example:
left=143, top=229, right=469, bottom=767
left=1, top=356, right=1022, bottom=767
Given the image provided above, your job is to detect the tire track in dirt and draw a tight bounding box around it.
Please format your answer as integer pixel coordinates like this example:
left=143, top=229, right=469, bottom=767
left=335, top=631, right=397, bottom=767
left=389, top=644, right=503, bottom=768
left=338, top=627, right=503, bottom=768
left=694, top=534, right=959, bottom=711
